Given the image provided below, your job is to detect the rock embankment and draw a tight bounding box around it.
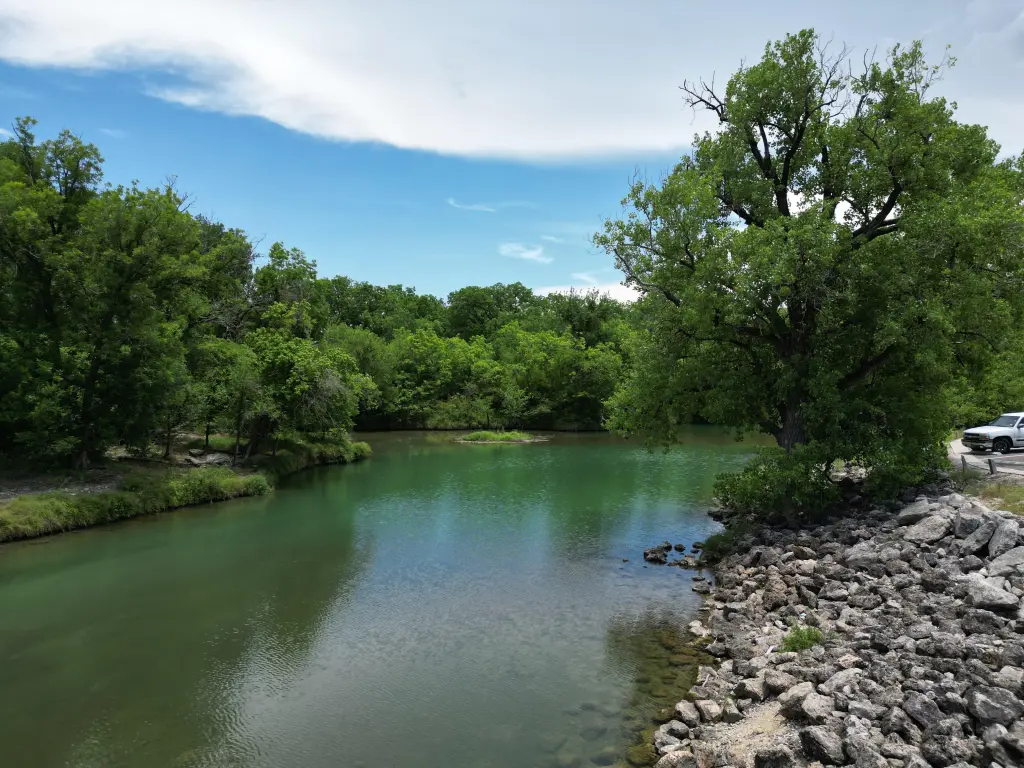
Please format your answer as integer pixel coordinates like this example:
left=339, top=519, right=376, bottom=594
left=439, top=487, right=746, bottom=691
left=654, top=492, right=1024, bottom=768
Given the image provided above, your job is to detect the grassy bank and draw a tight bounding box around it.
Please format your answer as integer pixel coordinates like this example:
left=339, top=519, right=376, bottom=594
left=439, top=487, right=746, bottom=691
left=0, top=437, right=371, bottom=544
left=456, top=430, right=537, bottom=443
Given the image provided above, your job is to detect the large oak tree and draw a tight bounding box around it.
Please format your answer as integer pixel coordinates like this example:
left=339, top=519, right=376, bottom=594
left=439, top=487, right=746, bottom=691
left=598, top=30, right=1024, bottom=486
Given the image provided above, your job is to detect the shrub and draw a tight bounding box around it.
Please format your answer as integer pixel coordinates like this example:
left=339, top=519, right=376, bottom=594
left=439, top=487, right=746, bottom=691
left=714, top=446, right=841, bottom=524
left=459, top=431, right=534, bottom=442
left=780, top=625, right=824, bottom=653
left=697, top=523, right=754, bottom=565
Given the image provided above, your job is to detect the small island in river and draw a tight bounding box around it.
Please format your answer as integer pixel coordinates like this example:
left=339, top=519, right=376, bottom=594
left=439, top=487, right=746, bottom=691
left=454, top=431, right=549, bottom=444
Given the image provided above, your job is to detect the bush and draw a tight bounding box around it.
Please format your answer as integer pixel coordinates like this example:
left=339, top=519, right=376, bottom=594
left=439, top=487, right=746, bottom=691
left=458, top=431, right=534, bottom=442
left=697, top=523, right=754, bottom=565
left=714, top=446, right=841, bottom=524
left=780, top=625, right=824, bottom=653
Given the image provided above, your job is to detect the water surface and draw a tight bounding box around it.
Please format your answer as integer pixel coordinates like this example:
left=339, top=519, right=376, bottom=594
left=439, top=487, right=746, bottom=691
left=0, top=431, right=760, bottom=767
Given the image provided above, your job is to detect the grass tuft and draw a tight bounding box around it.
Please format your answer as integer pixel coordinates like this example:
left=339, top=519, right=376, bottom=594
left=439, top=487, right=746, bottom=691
left=780, top=625, right=824, bottom=653
left=458, top=430, right=535, bottom=443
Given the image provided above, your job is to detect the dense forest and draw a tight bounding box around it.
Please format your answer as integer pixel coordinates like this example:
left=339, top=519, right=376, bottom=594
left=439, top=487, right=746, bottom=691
left=0, top=117, right=631, bottom=469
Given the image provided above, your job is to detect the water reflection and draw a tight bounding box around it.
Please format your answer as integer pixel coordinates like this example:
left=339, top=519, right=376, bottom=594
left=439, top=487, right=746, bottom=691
left=0, top=430, right=756, bottom=768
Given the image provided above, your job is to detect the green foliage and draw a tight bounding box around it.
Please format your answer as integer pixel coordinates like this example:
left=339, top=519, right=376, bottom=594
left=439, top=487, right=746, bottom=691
left=0, top=467, right=270, bottom=542
left=697, top=523, right=754, bottom=565
left=458, top=431, right=534, bottom=442
left=780, top=626, right=824, bottom=653
left=598, top=30, right=1024, bottom=515
left=713, top=447, right=842, bottom=524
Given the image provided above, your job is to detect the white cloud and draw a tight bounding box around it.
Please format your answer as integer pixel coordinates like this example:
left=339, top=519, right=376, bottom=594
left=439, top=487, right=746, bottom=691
left=0, top=1, right=1021, bottom=158
left=540, top=235, right=564, bottom=243
left=446, top=197, right=534, bottom=212
left=98, top=127, right=127, bottom=138
left=536, top=281, right=639, bottom=303
left=499, top=242, right=552, bottom=264
left=0, top=128, right=11, bottom=137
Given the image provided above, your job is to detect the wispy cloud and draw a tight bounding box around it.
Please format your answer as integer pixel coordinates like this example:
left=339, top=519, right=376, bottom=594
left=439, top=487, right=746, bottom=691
left=540, top=235, right=564, bottom=243
left=499, top=242, right=552, bottom=264
left=99, top=127, right=127, bottom=138
left=446, top=197, right=497, bottom=212
left=571, top=271, right=600, bottom=284
left=0, top=128, right=11, bottom=138
left=446, top=197, right=535, bottom=213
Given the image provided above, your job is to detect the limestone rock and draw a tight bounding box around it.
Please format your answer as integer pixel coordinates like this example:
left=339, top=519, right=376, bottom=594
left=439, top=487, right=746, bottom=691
left=753, top=745, right=795, bottom=768
left=800, top=726, right=845, bottom=764
left=989, top=519, right=1020, bottom=559
left=964, top=685, right=1024, bottom=726
left=674, top=701, right=700, bottom=728
left=987, top=546, right=1024, bottom=577
left=693, top=699, right=722, bottom=723
left=903, top=516, right=952, bottom=545
left=965, top=579, right=1019, bottom=611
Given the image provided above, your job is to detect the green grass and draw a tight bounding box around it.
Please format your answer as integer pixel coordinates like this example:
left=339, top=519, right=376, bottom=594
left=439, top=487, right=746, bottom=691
left=0, top=435, right=372, bottom=544
left=975, top=482, right=1024, bottom=516
left=458, top=430, right=534, bottom=443
left=780, top=625, right=824, bottom=653
left=183, top=435, right=240, bottom=453
left=0, top=467, right=271, bottom=543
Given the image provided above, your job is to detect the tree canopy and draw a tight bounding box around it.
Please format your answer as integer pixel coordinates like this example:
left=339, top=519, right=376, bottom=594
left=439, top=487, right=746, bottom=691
left=597, top=30, right=1024, bottom=502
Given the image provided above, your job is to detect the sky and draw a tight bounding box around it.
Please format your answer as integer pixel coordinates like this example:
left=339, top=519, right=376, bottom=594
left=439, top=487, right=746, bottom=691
left=1, top=0, right=1022, bottom=300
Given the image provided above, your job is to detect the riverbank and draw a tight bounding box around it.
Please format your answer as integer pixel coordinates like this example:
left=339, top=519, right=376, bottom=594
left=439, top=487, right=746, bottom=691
left=0, top=437, right=371, bottom=544
left=647, top=487, right=1024, bottom=768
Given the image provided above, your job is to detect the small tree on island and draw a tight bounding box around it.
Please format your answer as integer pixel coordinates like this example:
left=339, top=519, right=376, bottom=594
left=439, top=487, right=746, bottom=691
left=597, top=30, right=1024, bottom=517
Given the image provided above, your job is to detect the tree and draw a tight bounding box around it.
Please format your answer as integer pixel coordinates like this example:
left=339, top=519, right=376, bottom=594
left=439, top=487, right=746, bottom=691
left=597, top=31, right=1024, bottom=495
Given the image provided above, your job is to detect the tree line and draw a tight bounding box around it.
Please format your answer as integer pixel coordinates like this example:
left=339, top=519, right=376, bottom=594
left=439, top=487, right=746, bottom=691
left=3, top=29, right=1023, bottom=517
left=0, top=120, right=630, bottom=467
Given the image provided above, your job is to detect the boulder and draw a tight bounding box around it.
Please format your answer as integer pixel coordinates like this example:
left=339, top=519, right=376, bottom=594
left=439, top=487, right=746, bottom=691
left=693, top=699, right=722, bottom=723
left=959, top=517, right=999, bottom=555
left=843, top=541, right=878, bottom=568
left=964, top=685, right=1024, bottom=726
left=902, top=692, right=944, bottom=730
left=903, top=516, right=952, bottom=545
left=654, top=750, right=698, bottom=768
left=953, top=508, right=986, bottom=538
left=673, top=700, right=700, bottom=728
left=722, top=699, right=743, bottom=723
left=820, top=667, right=862, bottom=695
left=987, top=546, right=1024, bottom=577
left=764, top=669, right=799, bottom=695
left=897, top=499, right=932, bottom=525
left=965, top=579, right=1019, bottom=611
left=753, top=745, right=795, bottom=768
left=800, top=726, right=845, bottom=764
left=989, top=519, right=1020, bottom=559
left=734, top=677, right=767, bottom=702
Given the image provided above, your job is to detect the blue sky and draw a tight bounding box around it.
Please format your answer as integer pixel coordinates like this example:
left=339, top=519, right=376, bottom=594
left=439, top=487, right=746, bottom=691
left=1, top=0, right=1021, bottom=300
left=2, top=63, right=678, bottom=299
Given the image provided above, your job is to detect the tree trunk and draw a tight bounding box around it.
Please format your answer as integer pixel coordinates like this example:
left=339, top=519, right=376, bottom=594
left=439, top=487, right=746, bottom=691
left=205, top=422, right=211, bottom=450
left=775, top=405, right=807, bottom=455
left=164, top=418, right=173, bottom=459
left=233, top=397, right=244, bottom=467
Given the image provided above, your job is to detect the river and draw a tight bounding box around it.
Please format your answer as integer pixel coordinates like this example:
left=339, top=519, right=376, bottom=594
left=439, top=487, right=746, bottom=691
left=0, top=430, right=763, bottom=768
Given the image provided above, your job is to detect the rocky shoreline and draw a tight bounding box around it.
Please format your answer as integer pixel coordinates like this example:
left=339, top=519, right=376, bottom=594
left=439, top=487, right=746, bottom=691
left=648, top=489, right=1024, bottom=768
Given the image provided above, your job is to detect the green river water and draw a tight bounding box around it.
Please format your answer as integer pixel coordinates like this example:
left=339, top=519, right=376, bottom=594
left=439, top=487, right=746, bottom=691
left=0, top=430, right=762, bottom=768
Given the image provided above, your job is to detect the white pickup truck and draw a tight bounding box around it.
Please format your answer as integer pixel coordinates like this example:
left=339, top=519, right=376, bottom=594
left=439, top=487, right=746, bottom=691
left=962, top=412, right=1024, bottom=454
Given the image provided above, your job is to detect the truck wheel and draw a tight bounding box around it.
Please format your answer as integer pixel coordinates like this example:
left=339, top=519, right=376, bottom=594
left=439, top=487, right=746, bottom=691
left=994, top=437, right=1012, bottom=454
